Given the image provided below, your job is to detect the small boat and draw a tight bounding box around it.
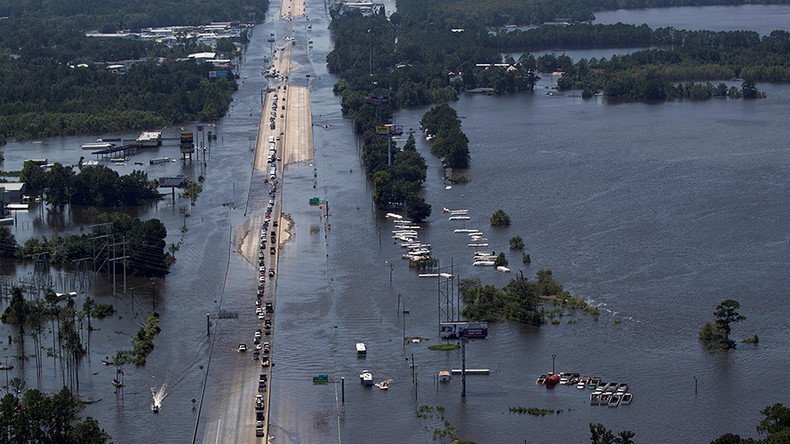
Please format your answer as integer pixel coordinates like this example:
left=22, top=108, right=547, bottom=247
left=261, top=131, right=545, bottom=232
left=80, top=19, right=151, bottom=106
left=375, top=379, right=391, bottom=390
left=101, top=360, right=113, bottom=366
left=536, top=374, right=547, bottom=385
left=617, top=383, right=629, bottom=393
left=385, top=213, right=403, bottom=219
left=608, top=392, right=622, bottom=407
left=577, top=381, right=586, bottom=389
left=468, top=243, right=490, bottom=248
left=449, top=210, right=469, bottom=215
left=496, top=266, right=511, bottom=272
left=356, top=343, right=367, bottom=355
left=589, top=377, right=601, bottom=389
left=152, top=403, right=159, bottom=413
left=621, top=392, right=633, bottom=405
left=545, top=373, right=560, bottom=388
left=472, top=261, right=495, bottom=266
left=438, top=370, right=451, bottom=382
left=590, top=391, right=603, bottom=405
left=360, top=370, right=374, bottom=386
left=149, top=156, right=171, bottom=165
left=448, top=216, right=470, bottom=220
left=454, top=229, right=478, bottom=233
left=112, top=378, right=124, bottom=388
left=0, top=364, right=13, bottom=370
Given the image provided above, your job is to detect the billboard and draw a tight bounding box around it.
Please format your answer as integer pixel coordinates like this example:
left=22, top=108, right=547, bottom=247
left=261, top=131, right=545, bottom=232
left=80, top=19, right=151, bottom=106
left=440, top=322, right=488, bottom=340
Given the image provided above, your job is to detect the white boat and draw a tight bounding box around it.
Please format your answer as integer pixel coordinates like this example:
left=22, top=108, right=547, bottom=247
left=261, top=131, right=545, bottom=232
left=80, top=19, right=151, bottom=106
left=449, top=210, right=468, bottom=215
left=496, top=266, right=511, bottom=272
left=577, top=381, right=586, bottom=389
left=375, top=379, right=391, bottom=390
left=438, top=370, right=451, bottom=382
left=149, top=156, right=171, bottom=165
left=590, top=391, right=603, bottom=405
left=385, top=213, right=403, bottom=219
left=360, top=370, right=374, bottom=386
left=356, top=343, right=367, bottom=355
left=454, top=229, right=478, bottom=233
left=473, top=261, right=495, bottom=266
left=620, top=393, right=633, bottom=405
left=418, top=273, right=439, bottom=278
left=110, top=157, right=129, bottom=163
left=468, top=243, right=490, bottom=247
left=393, top=219, right=412, bottom=224
left=448, top=216, right=471, bottom=221
left=608, top=393, right=622, bottom=407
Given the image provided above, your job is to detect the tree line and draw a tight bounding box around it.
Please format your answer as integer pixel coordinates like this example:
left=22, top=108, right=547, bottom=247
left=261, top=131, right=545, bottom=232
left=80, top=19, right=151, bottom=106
left=0, top=59, right=236, bottom=141
left=328, top=10, right=432, bottom=221
left=420, top=104, right=470, bottom=169
left=0, top=386, right=110, bottom=443
left=485, top=24, right=766, bottom=51
left=0, top=0, right=261, bottom=142
left=20, top=162, right=160, bottom=208
left=396, top=0, right=790, bottom=28
left=3, top=210, right=172, bottom=276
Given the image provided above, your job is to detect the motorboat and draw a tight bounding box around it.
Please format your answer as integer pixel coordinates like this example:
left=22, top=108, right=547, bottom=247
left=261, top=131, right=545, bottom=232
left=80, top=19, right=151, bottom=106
left=473, top=261, right=495, bottom=266
left=448, top=216, right=470, bottom=221
left=438, top=370, right=451, bottom=382
left=454, top=229, right=478, bottom=233
left=576, top=381, right=586, bottom=389
left=360, top=370, right=374, bottom=386
left=375, top=379, right=391, bottom=390
left=608, top=392, right=622, bottom=407
left=590, top=390, right=602, bottom=405
left=385, top=213, right=403, bottom=219
left=151, top=403, right=159, bottom=413
left=496, top=266, right=511, bottom=272
left=621, top=392, right=633, bottom=405
left=536, top=374, right=547, bottom=385
left=468, top=243, right=490, bottom=247
left=356, top=343, right=367, bottom=355
left=112, top=378, right=124, bottom=388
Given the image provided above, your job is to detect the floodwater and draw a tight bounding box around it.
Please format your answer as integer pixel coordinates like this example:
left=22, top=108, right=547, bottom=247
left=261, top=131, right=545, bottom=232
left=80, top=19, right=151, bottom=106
left=1, top=3, right=789, bottom=444
left=594, top=4, right=790, bottom=35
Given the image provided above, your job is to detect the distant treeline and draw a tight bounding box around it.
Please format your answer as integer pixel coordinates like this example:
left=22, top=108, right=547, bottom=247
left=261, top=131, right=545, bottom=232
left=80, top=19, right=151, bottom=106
left=0, top=0, right=264, bottom=141
left=485, top=23, right=766, bottom=50
left=397, top=0, right=790, bottom=28
left=0, top=0, right=268, bottom=32
left=0, top=59, right=236, bottom=140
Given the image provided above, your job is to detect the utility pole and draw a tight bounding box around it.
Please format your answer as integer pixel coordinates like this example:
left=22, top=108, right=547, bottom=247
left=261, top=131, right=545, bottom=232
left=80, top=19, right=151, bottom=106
left=461, top=339, right=467, bottom=397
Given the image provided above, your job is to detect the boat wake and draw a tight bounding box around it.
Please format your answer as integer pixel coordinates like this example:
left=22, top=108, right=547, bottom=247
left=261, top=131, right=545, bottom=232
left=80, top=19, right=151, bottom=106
left=151, top=383, right=168, bottom=410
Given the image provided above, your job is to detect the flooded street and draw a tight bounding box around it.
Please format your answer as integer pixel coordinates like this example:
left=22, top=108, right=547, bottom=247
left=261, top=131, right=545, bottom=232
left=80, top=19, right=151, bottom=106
left=1, top=2, right=789, bottom=443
